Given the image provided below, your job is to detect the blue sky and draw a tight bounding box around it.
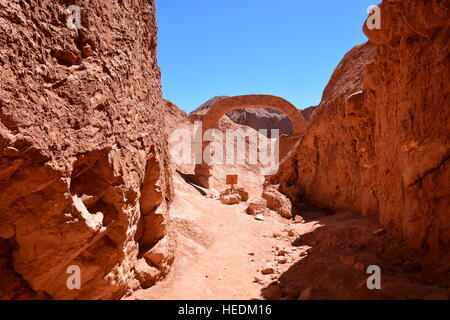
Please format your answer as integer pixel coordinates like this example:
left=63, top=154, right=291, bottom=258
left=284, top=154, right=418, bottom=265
left=155, top=0, right=376, bottom=112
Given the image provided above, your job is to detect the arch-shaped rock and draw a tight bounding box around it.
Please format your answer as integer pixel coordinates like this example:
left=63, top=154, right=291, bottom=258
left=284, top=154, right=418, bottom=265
left=202, top=95, right=307, bottom=136
left=194, top=95, right=307, bottom=188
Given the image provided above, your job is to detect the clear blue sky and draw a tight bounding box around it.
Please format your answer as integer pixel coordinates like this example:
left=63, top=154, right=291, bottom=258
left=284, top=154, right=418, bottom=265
left=155, top=0, right=376, bottom=112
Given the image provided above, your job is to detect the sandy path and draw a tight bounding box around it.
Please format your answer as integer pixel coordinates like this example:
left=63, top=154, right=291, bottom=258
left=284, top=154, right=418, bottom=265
left=129, top=184, right=309, bottom=300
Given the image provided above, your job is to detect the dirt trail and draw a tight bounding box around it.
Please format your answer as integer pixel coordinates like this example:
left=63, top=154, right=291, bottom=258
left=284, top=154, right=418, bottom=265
left=128, top=172, right=450, bottom=301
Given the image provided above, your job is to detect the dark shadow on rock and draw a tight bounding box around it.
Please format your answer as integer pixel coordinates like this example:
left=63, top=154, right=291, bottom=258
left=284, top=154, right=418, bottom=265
left=260, top=212, right=450, bottom=300
left=176, top=170, right=207, bottom=196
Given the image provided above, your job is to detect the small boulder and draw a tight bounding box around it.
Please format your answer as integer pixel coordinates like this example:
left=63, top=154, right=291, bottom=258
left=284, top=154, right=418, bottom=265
left=277, top=249, right=290, bottom=256
left=277, top=257, right=288, bottom=264
left=253, top=276, right=264, bottom=284
left=206, top=188, right=220, bottom=199
left=143, top=236, right=175, bottom=272
left=262, top=186, right=292, bottom=219
left=294, top=215, right=305, bottom=224
left=261, top=265, right=276, bottom=275
left=236, top=187, right=249, bottom=201
left=220, top=188, right=241, bottom=205
left=284, top=228, right=297, bottom=237
left=246, top=198, right=268, bottom=216
left=134, top=259, right=159, bottom=288
left=272, top=232, right=281, bottom=238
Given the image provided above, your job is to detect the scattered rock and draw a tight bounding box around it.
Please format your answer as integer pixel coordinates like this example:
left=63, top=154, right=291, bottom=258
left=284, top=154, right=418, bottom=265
left=246, top=198, right=268, bottom=216
left=261, top=265, right=276, bottom=275
left=272, top=232, right=281, bottom=238
left=261, top=283, right=283, bottom=300
left=143, top=236, right=175, bottom=271
left=254, top=214, right=265, bottom=221
left=134, top=259, right=159, bottom=289
left=262, top=186, right=293, bottom=219
left=220, top=193, right=241, bottom=205
left=294, top=215, right=305, bottom=224
left=372, top=228, right=387, bottom=236
left=277, top=249, right=290, bottom=256
left=277, top=257, right=288, bottom=264
left=284, top=228, right=297, bottom=237
left=253, top=276, right=264, bottom=284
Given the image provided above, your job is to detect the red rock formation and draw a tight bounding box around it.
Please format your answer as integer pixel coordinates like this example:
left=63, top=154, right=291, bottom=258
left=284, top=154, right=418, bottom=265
left=192, top=96, right=314, bottom=137
left=300, top=106, right=316, bottom=121
left=0, top=0, right=173, bottom=299
left=271, top=0, right=450, bottom=259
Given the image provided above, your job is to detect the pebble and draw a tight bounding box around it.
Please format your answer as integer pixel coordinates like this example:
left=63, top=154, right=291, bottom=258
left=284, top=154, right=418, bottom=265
left=255, top=214, right=265, bottom=221
left=261, top=265, right=276, bottom=275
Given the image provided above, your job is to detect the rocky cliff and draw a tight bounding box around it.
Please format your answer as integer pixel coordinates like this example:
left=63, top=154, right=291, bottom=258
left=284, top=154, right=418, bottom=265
left=272, top=0, right=449, bottom=258
left=0, top=0, right=173, bottom=299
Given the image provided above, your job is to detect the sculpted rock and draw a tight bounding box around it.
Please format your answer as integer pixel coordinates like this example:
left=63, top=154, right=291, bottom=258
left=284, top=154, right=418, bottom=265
left=0, top=0, right=174, bottom=299
left=262, top=186, right=293, bottom=219
left=271, top=0, right=450, bottom=258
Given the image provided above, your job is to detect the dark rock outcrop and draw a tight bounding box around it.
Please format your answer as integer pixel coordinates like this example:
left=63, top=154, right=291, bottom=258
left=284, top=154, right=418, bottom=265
left=271, top=0, right=449, bottom=258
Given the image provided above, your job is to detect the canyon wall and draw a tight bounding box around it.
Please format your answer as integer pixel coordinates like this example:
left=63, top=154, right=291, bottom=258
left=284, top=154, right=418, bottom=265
left=272, top=0, right=449, bottom=257
left=0, top=0, right=173, bottom=299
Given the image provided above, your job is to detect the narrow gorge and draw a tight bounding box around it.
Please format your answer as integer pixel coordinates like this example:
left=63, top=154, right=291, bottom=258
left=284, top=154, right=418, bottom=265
left=0, top=0, right=448, bottom=300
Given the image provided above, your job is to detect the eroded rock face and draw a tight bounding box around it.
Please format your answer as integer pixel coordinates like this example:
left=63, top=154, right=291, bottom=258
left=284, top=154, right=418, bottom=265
left=272, top=0, right=449, bottom=258
left=0, top=0, right=173, bottom=299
